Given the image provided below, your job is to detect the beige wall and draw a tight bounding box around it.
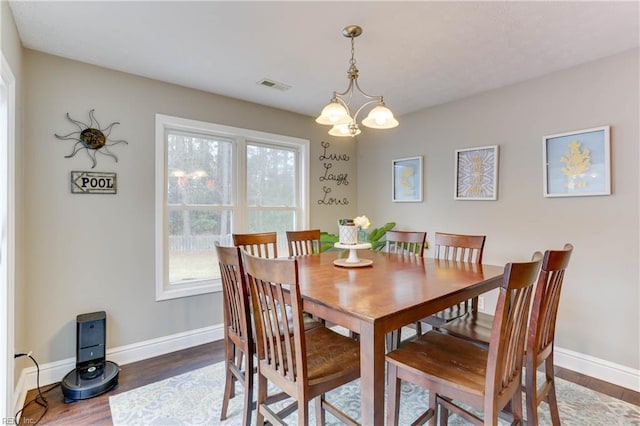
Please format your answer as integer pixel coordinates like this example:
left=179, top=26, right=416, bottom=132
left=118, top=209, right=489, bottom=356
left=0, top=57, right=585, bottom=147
left=358, top=49, right=639, bottom=369
left=21, top=50, right=357, bottom=364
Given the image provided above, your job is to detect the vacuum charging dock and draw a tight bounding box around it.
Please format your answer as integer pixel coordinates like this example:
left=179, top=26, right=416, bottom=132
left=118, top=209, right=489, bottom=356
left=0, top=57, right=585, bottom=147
left=61, top=311, right=119, bottom=402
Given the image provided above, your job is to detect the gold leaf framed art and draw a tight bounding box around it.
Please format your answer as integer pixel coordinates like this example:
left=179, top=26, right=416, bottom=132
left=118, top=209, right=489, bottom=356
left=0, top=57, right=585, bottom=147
left=392, top=156, right=423, bottom=202
left=543, top=126, right=611, bottom=197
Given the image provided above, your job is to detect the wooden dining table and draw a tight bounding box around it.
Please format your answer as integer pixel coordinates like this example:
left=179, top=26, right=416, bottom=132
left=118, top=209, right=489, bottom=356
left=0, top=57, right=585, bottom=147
left=295, top=249, right=504, bottom=426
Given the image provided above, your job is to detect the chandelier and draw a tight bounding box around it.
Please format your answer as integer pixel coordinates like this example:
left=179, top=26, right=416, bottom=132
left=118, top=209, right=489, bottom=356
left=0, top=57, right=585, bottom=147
left=316, top=25, right=398, bottom=137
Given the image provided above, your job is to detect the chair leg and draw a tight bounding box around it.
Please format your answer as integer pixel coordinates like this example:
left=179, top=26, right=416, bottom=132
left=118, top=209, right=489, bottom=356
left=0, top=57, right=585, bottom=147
left=510, top=383, right=524, bottom=425
left=386, top=364, right=401, bottom=426
left=386, top=330, right=401, bottom=351
left=298, top=398, right=309, bottom=426
left=431, top=392, right=442, bottom=426
left=220, top=361, right=233, bottom=420
left=545, top=356, right=561, bottom=426
left=525, top=362, right=539, bottom=426
left=220, top=343, right=235, bottom=421
left=415, top=321, right=422, bottom=336
left=256, top=373, right=267, bottom=426
left=242, top=354, right=254, bottom=426
left=315, top=395, right=325, bottom=426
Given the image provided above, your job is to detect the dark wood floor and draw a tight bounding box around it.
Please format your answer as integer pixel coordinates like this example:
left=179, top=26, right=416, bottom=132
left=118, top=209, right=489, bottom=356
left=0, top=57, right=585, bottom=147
left=19, top=340, right=639, bottom=425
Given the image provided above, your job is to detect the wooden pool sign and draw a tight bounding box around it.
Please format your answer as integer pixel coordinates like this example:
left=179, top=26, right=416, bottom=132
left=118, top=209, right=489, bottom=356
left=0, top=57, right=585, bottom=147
left=71, top=171, right=117, bottom=194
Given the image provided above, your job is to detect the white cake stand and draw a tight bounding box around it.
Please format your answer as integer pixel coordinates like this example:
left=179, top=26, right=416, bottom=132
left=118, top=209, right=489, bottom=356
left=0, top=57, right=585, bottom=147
left=333, top=242, right=373, bottom=267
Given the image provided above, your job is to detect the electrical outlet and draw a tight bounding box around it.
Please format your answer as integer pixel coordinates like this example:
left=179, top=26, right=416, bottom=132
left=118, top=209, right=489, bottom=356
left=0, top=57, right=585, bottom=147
left=478, top=296, right=485, bottom=312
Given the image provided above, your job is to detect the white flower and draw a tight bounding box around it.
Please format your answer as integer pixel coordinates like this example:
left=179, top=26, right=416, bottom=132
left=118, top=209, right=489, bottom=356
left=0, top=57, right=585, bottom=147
left=353, top=215, right=371, bottom=230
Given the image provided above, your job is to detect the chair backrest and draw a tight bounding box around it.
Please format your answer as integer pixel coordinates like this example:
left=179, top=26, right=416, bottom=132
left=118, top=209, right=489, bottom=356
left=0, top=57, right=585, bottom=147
left=527, top=243, right=573, bottom=363
left=485, top=253, right=542, bottom=415
left=242, top=251, right=306, bottom=385
left=216, top=244, right=252, bottom=348
left=434, top=232, right=486, bottom=263
left=233, top=232, right=278, bottom=258
left=385, top=230, right=426, bottom=256
left=286, top=229, right=321, bottom=257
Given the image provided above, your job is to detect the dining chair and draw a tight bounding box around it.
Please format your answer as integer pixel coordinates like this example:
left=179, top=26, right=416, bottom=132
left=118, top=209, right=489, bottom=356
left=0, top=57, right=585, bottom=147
left=440, top=243, right=573, bottom=425
left=419, top=232, right=486, bottom=331
left=384, top=230, right=427, bottom=347
left=217, top=242, right=324, bottom=425
left=386, top=253, right=542, bottom=426
left=233, top=231, right=278, bottom=258
left=241, top=251, right=361, bottom=426
left=384, top=230, right=426, bottom=256
left=216, top=244, right=254, bottom=426
left=286, top=229, right=328, bottom=328
left=286, top=229, right=322, bottom=257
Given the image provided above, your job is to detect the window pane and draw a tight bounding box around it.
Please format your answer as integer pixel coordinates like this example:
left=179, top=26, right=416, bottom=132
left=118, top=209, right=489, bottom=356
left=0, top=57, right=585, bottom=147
left=167, top=133, right=233, bottom=205
left=168, top=209, right=232, bottom=284
left=248, top=210, right=295, bottom=237
left=246, top=143, right=296, bottom=206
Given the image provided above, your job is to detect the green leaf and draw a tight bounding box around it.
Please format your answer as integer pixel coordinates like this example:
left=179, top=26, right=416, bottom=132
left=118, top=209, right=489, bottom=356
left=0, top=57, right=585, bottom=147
left=320, top=231, right=339, bottom=252
left=366, top=222, right=396, bottom=251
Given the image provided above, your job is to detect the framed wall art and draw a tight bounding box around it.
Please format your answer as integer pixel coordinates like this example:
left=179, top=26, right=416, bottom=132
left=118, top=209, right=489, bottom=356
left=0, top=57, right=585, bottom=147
left=392, top=156, right=422, bottom=202
left=543, top=126, right=610, bottom=197
left=454, top=145, right=498, bottom=200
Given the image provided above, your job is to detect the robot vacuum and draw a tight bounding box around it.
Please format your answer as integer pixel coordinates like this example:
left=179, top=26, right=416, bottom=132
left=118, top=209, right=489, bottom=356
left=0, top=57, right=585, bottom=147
left=61, top=360, right=119, bottom=403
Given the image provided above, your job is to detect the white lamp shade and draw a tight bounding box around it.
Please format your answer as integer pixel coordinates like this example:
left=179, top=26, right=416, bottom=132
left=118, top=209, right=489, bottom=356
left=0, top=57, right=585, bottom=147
left=315, top=102, right=351, bottom=125
left=361, top=105, right=399, bottom=129
left=329, top=124, right=361, bottom=137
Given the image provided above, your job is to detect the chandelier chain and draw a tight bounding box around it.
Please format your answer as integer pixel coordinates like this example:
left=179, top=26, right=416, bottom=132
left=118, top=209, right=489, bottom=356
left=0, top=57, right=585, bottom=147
left=350, top=37, right=356, bottom=67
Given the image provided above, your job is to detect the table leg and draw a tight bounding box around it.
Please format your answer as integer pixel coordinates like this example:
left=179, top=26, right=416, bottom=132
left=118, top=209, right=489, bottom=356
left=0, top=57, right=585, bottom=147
left=359, top=321, right=386, bottom=426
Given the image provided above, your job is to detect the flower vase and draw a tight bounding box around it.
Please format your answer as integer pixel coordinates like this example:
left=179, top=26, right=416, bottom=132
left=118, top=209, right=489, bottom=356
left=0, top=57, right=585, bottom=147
left=358, top=228, right=368, bottom=244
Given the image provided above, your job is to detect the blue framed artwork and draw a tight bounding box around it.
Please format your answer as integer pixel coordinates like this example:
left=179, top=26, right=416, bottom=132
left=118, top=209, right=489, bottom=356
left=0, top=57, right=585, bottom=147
left=392, top=156, right=422, bottom=202
left=543, top=126, right=611, bottom=197
left=454, top=145, right=499, bottom=200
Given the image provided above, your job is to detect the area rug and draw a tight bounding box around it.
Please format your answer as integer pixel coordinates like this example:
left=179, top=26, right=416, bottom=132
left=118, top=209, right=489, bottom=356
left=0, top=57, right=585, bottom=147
left=109, top=361, right=640, bottom=426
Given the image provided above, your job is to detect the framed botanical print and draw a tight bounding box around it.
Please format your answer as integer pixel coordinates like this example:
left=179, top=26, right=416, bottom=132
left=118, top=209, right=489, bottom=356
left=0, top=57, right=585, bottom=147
left=543, top=126, right=611, bottom=197
left=454, top=145, right=498, bottom=200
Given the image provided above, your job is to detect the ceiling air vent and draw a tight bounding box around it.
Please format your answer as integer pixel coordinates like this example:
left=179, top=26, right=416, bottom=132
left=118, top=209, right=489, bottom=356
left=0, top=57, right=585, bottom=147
left=257, top=78, right=291, bottom=91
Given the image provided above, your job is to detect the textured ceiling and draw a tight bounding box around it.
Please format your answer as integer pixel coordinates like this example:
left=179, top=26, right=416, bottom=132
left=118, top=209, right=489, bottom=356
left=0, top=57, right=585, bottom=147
left=8, top=1, right=640, bottom=118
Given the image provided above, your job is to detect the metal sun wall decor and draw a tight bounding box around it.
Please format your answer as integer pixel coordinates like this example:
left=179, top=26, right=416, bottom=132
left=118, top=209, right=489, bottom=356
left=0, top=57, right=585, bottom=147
left=55, top=109, right=128, bottom=168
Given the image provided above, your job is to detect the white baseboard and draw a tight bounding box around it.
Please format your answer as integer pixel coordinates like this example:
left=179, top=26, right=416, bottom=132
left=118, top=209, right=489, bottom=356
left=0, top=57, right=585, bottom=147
left=554, top=345, right=640, bottom=392
left=12, top=324, right=224, bottom=416
left=12, top=324, right=639, bottom=416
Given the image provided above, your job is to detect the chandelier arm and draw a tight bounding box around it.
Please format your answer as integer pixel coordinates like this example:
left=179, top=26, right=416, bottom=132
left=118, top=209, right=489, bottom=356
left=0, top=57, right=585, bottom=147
left=333, top=95, right=354, bottom=118
left=352, top=78, right=384, bottom=102
left=352, top=98, right=384, bottom=123
left=335, top=80, right=356, bottom=105
left=333, top=78, right=357, bottom=117
left=334, top=78, right=355, bottom=98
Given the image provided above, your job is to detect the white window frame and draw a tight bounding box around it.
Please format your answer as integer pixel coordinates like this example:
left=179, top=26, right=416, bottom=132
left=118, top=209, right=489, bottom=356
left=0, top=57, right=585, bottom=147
left=1, top=53, right=16, bottom=419
left=155, top=114, right=309, bottom=301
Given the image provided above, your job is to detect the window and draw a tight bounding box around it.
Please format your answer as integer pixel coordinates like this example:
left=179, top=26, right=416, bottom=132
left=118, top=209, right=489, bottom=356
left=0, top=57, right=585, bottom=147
left=1, top=53, right=16, bottom=418
left=155, top=115, right=309, bottom=300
